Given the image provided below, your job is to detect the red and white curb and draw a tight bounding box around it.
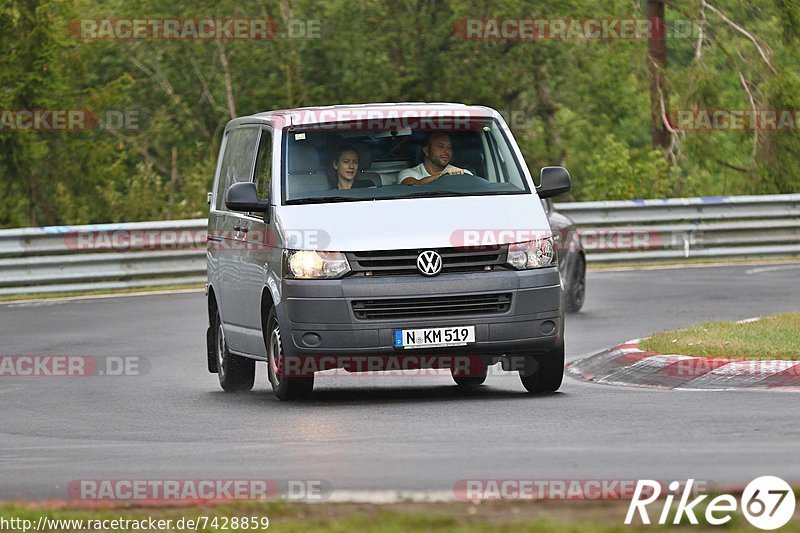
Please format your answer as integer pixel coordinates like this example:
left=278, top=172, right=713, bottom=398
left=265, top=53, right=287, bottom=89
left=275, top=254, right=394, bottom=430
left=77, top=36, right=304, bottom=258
left=566, top=339, right=800, bottom=391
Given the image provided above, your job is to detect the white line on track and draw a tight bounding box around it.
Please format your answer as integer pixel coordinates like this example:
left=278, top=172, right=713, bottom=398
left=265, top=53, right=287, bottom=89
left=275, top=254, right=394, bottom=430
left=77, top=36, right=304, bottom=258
left=746, top=264, right=800, bottom=274
left=593, top=260, right=800, bottom=273
left=324, top=491, right=456, bottom=503
left=0, top=442, right=156, bottom=451
left=0, top=288, right=203, bottom=307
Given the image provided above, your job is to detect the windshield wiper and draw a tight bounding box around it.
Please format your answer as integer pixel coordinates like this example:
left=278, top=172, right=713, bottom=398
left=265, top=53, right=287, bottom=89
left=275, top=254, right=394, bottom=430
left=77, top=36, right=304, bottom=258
left=288, top=190, right=466, bottom=204
left=286, top=196, right=359, bottom=205
left=399, top=190, right=461, bottom=198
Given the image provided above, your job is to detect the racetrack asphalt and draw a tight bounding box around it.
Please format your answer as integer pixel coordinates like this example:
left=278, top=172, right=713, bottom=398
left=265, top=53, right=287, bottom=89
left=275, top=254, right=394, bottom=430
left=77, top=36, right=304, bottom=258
left=1, top=263, right=799, bottom=501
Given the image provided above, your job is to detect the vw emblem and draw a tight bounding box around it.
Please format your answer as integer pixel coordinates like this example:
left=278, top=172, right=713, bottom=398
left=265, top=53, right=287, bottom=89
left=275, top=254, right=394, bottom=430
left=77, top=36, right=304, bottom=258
left=416, top=250, right=443, bottom=276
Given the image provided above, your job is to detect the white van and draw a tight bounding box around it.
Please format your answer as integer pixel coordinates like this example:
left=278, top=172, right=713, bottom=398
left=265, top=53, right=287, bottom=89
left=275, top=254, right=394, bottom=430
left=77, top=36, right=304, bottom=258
left=206, top=103, right=572, bottom=400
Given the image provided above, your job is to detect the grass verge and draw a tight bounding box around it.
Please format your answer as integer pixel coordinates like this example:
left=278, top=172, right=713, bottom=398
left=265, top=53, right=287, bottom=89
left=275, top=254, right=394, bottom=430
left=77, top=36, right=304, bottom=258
left=2, top=500, right=798, bottom=532
left=639, top=312, right=800, bottom=360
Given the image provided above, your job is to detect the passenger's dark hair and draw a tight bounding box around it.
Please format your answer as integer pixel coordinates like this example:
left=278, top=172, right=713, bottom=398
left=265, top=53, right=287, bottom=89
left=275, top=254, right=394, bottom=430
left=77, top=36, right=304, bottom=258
left=327, top=144, right=360, bottom=186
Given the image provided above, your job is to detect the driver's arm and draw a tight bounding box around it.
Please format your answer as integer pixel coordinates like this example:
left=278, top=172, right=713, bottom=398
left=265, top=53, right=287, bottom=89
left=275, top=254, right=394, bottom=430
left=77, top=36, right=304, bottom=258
left=400, top=166, right=465, bottom=186
left=401, top=170, right=447, bottom=186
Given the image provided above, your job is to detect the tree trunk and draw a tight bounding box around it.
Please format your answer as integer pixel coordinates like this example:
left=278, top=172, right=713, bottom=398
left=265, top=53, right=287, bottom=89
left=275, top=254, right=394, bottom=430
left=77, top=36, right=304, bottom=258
left=216, top=41, right=237, bottom=119
left=26, top=168, right=38, bottom=227
left=648, top=0, right=671, bottom=152
left=532, top=48, right=564, bottom=164
left=167, top=147, right=179, bottom=220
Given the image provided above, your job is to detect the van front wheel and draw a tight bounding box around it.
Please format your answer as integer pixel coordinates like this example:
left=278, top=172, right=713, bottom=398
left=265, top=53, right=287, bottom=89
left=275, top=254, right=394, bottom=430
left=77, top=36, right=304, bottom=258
left=519, top=346, right=564, bottom=393
left=266, top=307, right=314, bottom=401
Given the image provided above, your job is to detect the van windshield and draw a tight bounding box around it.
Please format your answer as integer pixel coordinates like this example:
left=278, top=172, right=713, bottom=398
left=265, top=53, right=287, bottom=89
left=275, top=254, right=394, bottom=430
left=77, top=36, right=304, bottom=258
left=282, top=119, right=531, bottom=204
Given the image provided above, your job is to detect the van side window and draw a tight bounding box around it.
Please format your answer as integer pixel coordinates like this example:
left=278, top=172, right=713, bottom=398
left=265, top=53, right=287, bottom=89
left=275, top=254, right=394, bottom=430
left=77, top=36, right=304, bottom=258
left=253, top=130, right=272, bottom=199
left=231, top=127, right=259, bottom=184
left=215, top=129, right=241, bottom=210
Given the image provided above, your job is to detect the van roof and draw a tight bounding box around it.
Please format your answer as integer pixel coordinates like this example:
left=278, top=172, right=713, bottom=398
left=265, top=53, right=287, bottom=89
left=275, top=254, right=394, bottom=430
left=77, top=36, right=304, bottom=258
left=226, top=102, right=501, bottom=129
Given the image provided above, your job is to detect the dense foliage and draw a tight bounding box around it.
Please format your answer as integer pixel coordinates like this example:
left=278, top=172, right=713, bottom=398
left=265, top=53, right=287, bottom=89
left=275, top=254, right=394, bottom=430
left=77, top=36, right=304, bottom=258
left=1, top=0, right=798, bottom=227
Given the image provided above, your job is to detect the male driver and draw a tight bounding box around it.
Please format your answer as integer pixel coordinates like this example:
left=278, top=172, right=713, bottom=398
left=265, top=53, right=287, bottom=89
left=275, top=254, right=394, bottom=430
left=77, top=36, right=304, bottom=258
left=398, top=132, right=471, bottom=185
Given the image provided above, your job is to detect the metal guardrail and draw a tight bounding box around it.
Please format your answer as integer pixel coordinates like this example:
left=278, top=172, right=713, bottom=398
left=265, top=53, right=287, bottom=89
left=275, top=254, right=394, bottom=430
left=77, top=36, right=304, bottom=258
left=0, top=220, right=208, bottom=296
left=557, top=194, right=800, bottom=225
left=555, top=193, right=800, bottom=263
left=0, top=194, right=798, bottom=296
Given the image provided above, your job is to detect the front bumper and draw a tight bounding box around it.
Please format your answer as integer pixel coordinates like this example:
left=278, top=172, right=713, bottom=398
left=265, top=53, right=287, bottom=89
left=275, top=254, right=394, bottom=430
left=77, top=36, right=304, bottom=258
left=276, top=267, right=563, bottom=358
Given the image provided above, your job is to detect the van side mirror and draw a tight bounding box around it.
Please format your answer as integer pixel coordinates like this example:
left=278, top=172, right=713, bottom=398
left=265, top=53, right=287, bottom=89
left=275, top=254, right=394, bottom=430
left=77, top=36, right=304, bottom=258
left=225, top=182, right=268, bottom=213
left=537, top=166, right=572, bottom=199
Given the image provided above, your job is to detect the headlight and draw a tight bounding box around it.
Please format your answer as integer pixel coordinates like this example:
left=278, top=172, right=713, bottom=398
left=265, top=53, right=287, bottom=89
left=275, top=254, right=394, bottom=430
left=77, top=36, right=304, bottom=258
left=284, top=249, right=351, bottom=279
left=506, top=237, right=556, bottom=269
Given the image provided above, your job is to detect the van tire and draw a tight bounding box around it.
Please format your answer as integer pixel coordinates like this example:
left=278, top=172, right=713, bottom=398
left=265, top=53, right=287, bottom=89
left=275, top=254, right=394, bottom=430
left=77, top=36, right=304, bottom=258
left=564, top=255, right=586, bottom=313
left=214, top=310, right=255, bottom=392
left=519, top=345, right=564, bottom=393
left=451, top=357, right=487, bottom=389
left=207, top=324, right=218, bottom=373
left=266, top=307, right=314, bottom=401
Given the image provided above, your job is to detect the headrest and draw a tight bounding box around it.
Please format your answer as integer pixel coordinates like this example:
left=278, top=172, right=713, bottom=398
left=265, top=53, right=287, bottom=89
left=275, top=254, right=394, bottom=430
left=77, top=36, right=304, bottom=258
left=288, top=143, right=320, bottom=174
left=352, top=143, right=372, bottom=169
left=414, top=143, right=425, bottom=165
left=456, top=142, right=483, bottom=165
left=287, top=174, right=331, bottom=196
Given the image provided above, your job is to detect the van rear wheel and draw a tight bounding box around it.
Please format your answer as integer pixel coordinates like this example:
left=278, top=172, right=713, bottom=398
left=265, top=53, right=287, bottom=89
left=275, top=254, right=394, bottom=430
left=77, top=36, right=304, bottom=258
left=565, top=255, right=586, bottom=313
left=519, top=345, right=564, bottom=393
left=214, top=310, right=255, bottom=392
left=266, top=307, right=314, bottom=401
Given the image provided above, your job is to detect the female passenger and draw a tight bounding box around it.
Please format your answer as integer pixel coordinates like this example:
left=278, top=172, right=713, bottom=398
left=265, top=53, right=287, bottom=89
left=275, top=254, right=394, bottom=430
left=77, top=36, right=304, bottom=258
left=329, top=144, right=361, bottom=190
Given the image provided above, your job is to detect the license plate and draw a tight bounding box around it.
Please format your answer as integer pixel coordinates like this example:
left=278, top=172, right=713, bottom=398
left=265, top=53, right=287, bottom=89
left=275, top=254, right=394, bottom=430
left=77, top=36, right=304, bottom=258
left=393, top=326, right=476, bottom=349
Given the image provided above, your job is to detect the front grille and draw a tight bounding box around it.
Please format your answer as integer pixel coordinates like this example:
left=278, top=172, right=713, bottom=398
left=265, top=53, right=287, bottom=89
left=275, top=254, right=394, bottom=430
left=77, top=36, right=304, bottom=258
left=346, top=245, right=506, bottom=276
left=352, top=293, right=512, bottom=320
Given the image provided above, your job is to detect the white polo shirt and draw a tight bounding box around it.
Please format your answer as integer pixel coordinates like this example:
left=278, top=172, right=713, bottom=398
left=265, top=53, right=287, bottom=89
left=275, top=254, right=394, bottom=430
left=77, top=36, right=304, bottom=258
left=396, top=163, right=472, bottom=184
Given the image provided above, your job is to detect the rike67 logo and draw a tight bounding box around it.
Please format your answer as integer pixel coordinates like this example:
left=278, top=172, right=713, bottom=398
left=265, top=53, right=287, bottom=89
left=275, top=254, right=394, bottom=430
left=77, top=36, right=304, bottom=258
left=626, top=477, right=795, bottom=530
